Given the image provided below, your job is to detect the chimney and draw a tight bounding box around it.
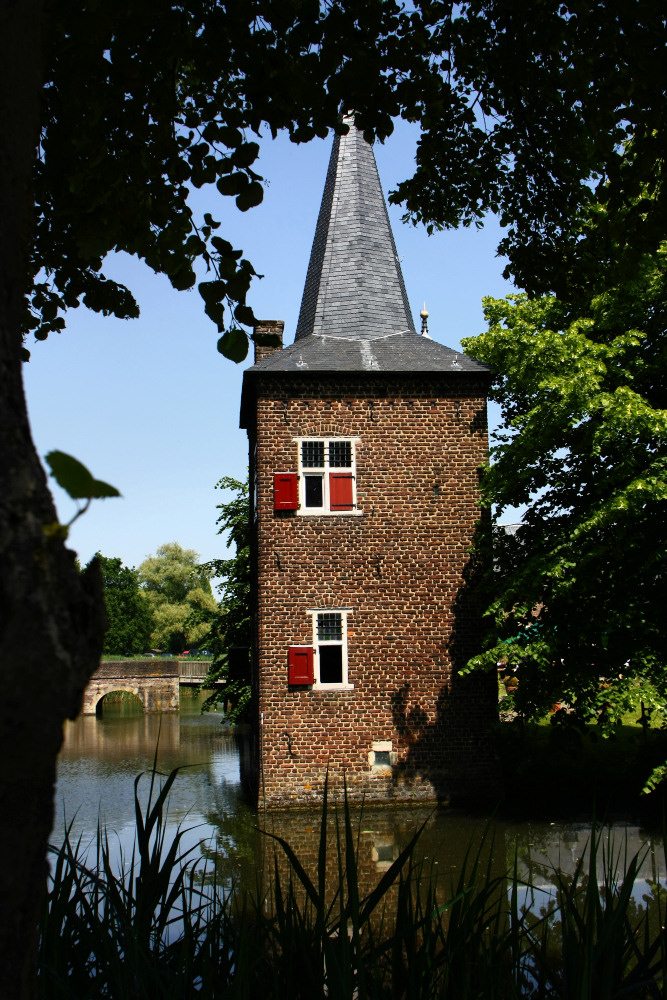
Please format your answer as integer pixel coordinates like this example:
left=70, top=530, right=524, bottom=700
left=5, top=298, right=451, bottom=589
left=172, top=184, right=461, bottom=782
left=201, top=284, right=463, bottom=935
left=253, top=320, right=284, bottom=363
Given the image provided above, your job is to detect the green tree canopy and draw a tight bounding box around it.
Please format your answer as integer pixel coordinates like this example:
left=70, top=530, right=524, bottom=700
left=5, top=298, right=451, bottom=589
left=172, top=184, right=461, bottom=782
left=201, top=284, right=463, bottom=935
left=395, top=1, right=667, bottom=301
left=461, top=242, right=667, bottom=728
left=138, top=543, right=216, bottom=652
left=206, top=476, right=251, bottom=648
left=93, top=553, right=155, bottom=656
left=27, top=0, right=432, bottom=361
left=139, top=542, right=212, bottom=604
left=200, top=476, right=251, bottom=721
left=28, top=2, right=667, bottom=360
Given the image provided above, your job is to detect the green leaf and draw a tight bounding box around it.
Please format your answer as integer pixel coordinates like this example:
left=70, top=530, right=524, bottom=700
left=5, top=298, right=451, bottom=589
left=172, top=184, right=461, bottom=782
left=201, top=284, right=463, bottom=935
left=204, top=300, right=225, bottom=328
left=210, top=236, right=236, bottom=257
left=170, top=267, right=197, bottom=291
left=216, top=173, right=249, bottom=197
left=232, top=142, right=260, bottom=169
left=234, top=304, right=256, bottom=327
left=45, top=451, right=96, bottom=499
left=218, top=126, right=243, bottom=149
left=45, top=451, right=120, bottom=500
left=217, top=255, right=239, bottom=280
left=41, top=299, right=59, bottom=322
left=217, top=328, right=248, bottom=363
left=236, top=181, right=264, bottom=212
left=43, top=521, right=69, bottom=539
left=198, top=280, right=226, bottom=303
left=184, top=235, right=206, bottom=255
left=225, top=269, right=252, bottom=302
left=90, top=479, right=121, bottom=499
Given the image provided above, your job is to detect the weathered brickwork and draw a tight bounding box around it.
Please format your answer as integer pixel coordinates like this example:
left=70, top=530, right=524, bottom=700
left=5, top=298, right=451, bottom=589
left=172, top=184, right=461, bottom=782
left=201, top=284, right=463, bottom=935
left=245, top=373, right=499, bottom=807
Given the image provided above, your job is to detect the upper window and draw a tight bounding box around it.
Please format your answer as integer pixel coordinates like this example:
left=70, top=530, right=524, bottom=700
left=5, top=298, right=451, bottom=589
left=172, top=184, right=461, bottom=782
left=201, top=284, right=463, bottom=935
left=297, top=438, right=358, bottom=514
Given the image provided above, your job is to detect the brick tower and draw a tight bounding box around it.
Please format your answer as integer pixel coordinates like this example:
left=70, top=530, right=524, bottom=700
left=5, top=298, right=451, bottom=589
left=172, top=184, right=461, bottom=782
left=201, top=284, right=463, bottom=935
left=240, top=118, right=498, bottom=807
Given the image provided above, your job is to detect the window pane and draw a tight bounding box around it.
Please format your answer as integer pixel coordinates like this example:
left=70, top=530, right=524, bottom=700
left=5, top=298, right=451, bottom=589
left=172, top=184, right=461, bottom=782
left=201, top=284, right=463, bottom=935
left=319, top=644, right=343, bottom=684
left=317, top=613, right=342, bottom=640
left=304, top=475, right=323, bottom=507
left=329, top=441, right=352, bottom=467
left=302, top=440, right=324, bottom=467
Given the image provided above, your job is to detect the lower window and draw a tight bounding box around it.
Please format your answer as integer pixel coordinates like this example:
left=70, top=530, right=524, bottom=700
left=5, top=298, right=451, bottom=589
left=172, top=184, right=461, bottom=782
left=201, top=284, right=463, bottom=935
left=311, top=609, right=352, bottom=688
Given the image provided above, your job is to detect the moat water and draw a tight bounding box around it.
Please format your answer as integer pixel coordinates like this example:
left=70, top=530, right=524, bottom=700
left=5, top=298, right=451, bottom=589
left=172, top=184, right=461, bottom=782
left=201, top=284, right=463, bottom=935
left=54, top=690, right=667, bottom=906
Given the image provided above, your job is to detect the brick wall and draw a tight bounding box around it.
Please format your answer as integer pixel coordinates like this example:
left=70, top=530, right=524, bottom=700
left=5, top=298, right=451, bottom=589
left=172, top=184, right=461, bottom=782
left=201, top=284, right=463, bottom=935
left=247, top=373, right=499, bottom=807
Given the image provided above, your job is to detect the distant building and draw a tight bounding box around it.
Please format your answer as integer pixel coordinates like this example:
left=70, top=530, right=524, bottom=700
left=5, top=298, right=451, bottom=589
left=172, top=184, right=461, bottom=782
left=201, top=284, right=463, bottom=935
left=240, top=116, right=498, bottom=806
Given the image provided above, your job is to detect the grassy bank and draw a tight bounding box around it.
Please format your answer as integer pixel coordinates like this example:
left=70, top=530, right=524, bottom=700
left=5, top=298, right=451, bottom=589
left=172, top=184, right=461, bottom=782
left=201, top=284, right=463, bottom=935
left=100, top=655, right=213, bottom=661
left=39, top=767, right=667, bottom=999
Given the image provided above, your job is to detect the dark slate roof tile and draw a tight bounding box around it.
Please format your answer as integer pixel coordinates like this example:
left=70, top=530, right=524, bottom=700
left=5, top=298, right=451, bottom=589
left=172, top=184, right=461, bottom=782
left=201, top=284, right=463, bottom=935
left=248, top=331, right=488, bottom=374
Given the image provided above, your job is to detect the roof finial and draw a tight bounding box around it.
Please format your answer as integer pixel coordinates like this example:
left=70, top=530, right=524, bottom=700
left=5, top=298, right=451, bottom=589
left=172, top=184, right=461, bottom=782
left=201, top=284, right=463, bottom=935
left=420, top=302, right=431, bottom=339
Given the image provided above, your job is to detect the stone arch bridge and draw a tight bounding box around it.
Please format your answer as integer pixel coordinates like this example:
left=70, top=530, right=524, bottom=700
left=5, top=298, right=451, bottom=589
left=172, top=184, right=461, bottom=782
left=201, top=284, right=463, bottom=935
left=82, top=659, right=210, bottom=715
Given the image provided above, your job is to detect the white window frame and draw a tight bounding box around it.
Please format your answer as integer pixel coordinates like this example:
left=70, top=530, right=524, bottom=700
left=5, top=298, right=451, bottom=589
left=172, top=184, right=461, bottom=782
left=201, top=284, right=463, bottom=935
left=294, top=437, right=362, bottom=515
left=309, top=608, right=354, bottom=690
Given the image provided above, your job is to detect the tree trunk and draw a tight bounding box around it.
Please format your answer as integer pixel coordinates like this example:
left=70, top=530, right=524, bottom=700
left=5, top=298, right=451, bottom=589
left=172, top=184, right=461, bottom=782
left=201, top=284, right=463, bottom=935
left=0, top=3, right=106, bottom=997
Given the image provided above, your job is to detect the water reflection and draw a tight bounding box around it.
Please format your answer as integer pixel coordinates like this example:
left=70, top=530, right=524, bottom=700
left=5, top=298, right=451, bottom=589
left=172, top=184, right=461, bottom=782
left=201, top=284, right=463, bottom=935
left=54, top=690, right=250, bottom=865
left=55, top=693, right=667, bottom=903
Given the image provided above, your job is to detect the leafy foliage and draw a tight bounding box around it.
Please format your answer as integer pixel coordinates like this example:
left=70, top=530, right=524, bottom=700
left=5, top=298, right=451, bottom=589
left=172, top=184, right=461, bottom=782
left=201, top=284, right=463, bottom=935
left=394, top=1, right=667, bottom=301
left=27, top=0, right=439, bottom=359
left=199, top=476, right=251, bottom=722
left=139, top=542, right=212, bottom=604
left=138, top=542, right=216, bottom=653
left=28, top=3, right=666, bottom=364
left=461, top=245, right=667, bottom=730
left=92, top=553, right=154, bottom=657
left=643, top=763, right=667, bottom=796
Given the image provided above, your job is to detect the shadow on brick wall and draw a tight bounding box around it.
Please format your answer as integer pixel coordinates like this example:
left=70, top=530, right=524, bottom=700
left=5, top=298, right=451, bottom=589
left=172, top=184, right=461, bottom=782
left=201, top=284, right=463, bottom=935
left=390, top=528, right=502, bottom=804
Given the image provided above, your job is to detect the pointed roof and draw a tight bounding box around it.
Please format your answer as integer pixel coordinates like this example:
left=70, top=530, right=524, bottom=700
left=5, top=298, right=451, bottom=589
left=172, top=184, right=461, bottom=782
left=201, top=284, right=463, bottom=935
left=295, top=115, right=415, bottom=341
left=244, top=115, right=489, bottom=378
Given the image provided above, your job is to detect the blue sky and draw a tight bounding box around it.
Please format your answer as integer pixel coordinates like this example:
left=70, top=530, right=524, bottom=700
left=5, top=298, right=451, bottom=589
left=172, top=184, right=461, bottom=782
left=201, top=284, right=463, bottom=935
left=23, top=119, right=514, bottom=574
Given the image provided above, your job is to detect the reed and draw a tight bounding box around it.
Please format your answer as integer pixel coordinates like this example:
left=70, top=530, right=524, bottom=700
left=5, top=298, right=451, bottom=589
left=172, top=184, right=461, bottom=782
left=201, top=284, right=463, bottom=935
left=39, top=767, right=667, bottom=998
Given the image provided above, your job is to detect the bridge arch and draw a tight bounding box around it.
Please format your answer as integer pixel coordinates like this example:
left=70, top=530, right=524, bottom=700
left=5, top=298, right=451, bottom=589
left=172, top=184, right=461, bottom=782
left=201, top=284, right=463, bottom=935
left=93, top=686, right=146, bottom=715
left=82, top=660, right=179, bottom=715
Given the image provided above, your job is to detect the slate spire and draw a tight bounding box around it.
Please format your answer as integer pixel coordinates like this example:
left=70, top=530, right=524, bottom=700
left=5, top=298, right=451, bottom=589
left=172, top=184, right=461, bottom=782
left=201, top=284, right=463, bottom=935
left=241, top=114, right=490, bottom=383
left=295, top=115, right=415, bottom=341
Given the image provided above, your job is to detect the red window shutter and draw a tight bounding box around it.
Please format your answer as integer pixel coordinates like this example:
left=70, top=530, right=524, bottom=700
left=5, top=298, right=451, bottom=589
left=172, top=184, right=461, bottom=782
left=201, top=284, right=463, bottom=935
left=329, top=472, right=354, bottom=510
left=288, top=646, right=314, bottom=685
left=274, top=472, right=298, bottom=510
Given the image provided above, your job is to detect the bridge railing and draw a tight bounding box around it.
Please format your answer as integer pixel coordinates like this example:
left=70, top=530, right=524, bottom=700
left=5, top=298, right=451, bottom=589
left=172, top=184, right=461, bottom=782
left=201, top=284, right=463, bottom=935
left=178, top=660, right=211, bottom=682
